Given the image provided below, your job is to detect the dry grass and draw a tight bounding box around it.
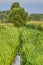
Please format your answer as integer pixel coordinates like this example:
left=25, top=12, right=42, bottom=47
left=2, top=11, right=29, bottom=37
left=0, top=23, right=14, bottom=28
left=26, top=21, right=43, bottom=30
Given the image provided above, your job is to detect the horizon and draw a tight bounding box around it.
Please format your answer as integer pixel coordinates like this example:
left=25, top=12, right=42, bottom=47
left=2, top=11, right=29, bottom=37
left=0, top=0, right=43, bottom=14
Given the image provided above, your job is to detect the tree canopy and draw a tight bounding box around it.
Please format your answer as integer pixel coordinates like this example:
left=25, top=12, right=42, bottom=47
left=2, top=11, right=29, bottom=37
left=8, top=2, right=28, bottom=27
left=11, top=2, right=20, bottom=9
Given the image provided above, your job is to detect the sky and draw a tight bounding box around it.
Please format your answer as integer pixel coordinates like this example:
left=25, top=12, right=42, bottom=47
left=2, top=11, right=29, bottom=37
left=0, top=0, right=43, bottom=14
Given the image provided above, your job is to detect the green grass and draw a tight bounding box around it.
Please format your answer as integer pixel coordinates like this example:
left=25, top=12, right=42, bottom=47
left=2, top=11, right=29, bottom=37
left=0, top=24, right=43, bottom=65
left=20, top=27, right=43, bottom=65
left=0, top=27, right=20, bottom=65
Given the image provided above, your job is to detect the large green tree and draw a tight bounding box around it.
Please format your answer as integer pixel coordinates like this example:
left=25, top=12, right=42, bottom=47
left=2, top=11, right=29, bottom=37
left=8, top=2, right=28, bottom=27
left=11, top=2, right=20, bottom=9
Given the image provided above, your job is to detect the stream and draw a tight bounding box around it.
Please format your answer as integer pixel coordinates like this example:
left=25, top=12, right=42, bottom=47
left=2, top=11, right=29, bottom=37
left=12, top=55, right=21, bottom=65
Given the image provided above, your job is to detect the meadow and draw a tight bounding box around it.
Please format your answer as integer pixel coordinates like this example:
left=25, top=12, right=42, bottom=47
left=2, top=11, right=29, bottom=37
left=20, top=27, right=43, bottom=65
left=0, top=21, right=43, bottom=65
left=26, top=21, right=43, bottom=30
left=0, top=25, right=20, bottom=65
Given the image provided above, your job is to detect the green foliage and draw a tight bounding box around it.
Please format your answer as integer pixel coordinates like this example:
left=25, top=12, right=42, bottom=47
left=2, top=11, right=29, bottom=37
left=8, top=3, right=28, bottom=27
left=0, top=11, right=9, bottom=22
left=29, top=14, right=43, bottom=21
left=11, top=2, right=20, bottom=9
left=0, top=27, right=20, bottom=65
left=28, top=16, right=35, bottom=21
left=19, top=27, right=43, bottom=65
left=0, top=24, right=43, bottom=65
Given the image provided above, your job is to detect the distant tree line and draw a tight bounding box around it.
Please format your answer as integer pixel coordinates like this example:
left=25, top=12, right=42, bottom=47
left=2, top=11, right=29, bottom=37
left=0, top=11, right=9, bottom=22
left=28, top=14, right=43, bottom=21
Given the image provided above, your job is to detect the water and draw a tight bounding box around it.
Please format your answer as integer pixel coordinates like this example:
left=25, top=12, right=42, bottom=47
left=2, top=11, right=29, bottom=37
left=12, top=55, right=21, bottom=65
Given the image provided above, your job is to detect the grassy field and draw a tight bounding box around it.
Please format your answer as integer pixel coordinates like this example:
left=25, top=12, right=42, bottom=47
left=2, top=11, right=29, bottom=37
left=0, top=26, right=20, bottom=65
left=26, top=21, right=43, bottom=30
left=0, top=22, right=43, bottom=65
left=20, top=27, right=43, bottom=65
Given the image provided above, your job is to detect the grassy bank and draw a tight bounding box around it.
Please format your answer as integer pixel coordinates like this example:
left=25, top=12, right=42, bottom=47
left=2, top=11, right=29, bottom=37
left=0, top=26, right=20, bottom=65
left=20, top=27, right=43, bottom=65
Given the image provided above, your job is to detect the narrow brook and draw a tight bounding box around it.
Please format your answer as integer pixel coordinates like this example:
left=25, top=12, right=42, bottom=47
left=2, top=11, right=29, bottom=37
left=12, top=54, right=21, bottom=65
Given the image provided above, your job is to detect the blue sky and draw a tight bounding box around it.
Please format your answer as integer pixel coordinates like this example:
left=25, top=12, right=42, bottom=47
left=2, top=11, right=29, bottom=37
left=0, top=0, right=43, bottom=14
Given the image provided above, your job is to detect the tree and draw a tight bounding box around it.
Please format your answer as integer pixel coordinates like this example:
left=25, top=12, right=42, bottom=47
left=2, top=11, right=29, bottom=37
left=11, top=2, right=20, bottom=9
left=8, top=2, right=28, bottom=27
left=28, top=16, right=35, bottom=21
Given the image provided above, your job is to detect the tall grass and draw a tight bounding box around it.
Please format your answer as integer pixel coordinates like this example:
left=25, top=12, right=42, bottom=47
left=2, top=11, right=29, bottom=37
left=0, top=26, right=20, bottom=65
left=26, top=21, right=43, bottom=30
left=20, top=27, right=43, bottom=65
left=0, top=23, right=43, bottom=65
